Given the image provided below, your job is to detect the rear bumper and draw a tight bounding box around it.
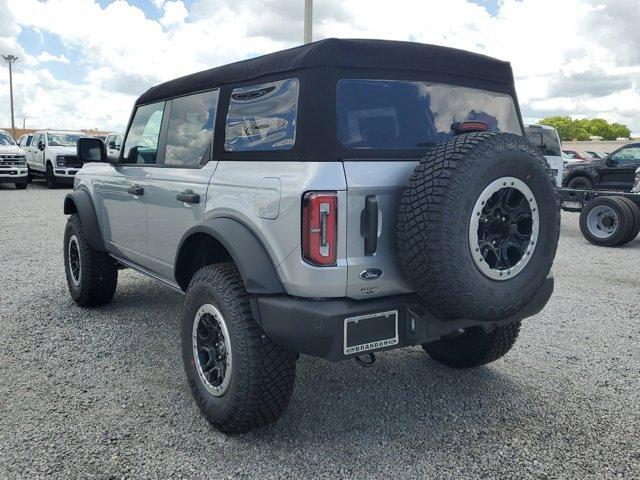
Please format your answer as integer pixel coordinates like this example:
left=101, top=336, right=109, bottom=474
left=254, top=274, right=554, bottom=362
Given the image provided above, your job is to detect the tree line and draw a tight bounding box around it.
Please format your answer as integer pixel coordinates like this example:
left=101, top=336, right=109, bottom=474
left=539, top=116, right=630, bottom=141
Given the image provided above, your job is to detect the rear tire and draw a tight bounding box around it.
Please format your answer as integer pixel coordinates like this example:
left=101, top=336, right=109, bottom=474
left=182, top=263, right=297, bottom=434
left=15, top=182, right=27, bottom=190
left=422, top=321, right=521, bottom=369
left=64, top=214, right=118, bottom=306
left=617, top=197, right=640, bottom=245
left=579, top=197, right=632, bottom=247
left=46, top=163, right=58, bottom=189
left=567, top=176, right=594, bottom=190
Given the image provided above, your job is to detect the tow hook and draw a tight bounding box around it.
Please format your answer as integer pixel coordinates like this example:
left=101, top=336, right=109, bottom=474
left=354, top=352, right=376, bottom=367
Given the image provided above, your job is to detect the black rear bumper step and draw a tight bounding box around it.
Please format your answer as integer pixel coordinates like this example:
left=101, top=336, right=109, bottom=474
left=254, top=275, right=554, bottom=362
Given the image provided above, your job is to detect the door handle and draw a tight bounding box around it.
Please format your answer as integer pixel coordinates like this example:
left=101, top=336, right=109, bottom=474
left=360, top=195, right=379, bottom=256
left=177, top=191, right=200, bottom=204
left=127, top=185, right=144, bottom=196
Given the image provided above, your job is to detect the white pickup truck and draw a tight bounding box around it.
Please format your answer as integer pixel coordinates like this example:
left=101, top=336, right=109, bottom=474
left=0, top=129, right=28, bottom=189
left=524, top=124, right=564, bottom=187
left=25, top=130, right=85, bottom=188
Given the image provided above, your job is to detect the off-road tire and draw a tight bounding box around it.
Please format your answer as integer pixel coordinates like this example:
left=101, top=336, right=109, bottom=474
left=182, top=263, right=297, bottom=434
left=64, top=214, right=118, bottom=306
left=567, top=176, right=594, bottom=190
left=579, top=196, right=633, bottom=247
left=422, top=321, right=521, bottom=369
left=617, top=197, right=640, bottom=245
left=46, top=163, right=58, bottom=189
left=15, top=182, right=27, bottom=190
left=397, top=132, right=560, bottom=322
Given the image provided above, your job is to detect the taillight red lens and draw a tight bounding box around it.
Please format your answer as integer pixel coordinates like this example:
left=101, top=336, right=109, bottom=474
left=450, top=121, right=488, bottom=133
left=302, top=192, right=337, bottom=266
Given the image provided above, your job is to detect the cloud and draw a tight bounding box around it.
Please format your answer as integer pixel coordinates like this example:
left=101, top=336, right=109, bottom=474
left=160, top=0, right=188, bottom=27
left=548, top=70, right=634, bottom=98
left=35, top=51, right=70, bottom=64
left=2, top=0, right=640, bottom=132
left=584, top=0, right=640, bottom=66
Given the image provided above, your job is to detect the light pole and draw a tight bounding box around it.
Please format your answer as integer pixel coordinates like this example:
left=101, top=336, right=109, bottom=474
left=2, top=55, right=18, bottom=140
left=304, top=0, right=313, bottom=44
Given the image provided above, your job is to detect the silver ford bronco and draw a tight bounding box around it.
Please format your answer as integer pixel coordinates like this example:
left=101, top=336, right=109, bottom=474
left=64, top=39, right=560, bottom=434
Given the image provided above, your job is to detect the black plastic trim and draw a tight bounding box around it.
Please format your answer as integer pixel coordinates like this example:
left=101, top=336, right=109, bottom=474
left=63, top=189, right=106, bottom=251
left=255, top=275, right=554, bottom=362
left=175, top=217, right=284, bottom=294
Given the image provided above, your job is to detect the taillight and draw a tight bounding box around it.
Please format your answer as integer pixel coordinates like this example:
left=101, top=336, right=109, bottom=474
left=450, top=121, right=488, bottom=134
left=302, top=192, right=337, bottom=266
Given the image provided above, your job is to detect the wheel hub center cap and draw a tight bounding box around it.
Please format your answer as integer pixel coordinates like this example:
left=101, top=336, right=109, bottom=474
left=469, top=177, right=539, bottom=281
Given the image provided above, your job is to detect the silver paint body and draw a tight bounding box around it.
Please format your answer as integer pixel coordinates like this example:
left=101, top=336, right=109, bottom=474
left=76, top=157, right=417, bottom=299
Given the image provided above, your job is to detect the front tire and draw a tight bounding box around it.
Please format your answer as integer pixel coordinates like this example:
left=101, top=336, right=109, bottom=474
left=182, top=263, right=297, bottom=434
left=567, top=176, right=594, bottom=190
left=15, top=182, right=27, bottom=190
left=423, top=321, right=521, bottom=369
left=46, top=163, right=58, bottom=189
left=64, top=214, right=118, bottom=306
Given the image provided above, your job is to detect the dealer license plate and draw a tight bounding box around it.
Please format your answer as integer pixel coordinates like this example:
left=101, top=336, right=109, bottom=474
left=343, top=310, right=399, bottom=355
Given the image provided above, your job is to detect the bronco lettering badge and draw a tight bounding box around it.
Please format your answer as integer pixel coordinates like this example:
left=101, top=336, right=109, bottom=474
left=359, top=268, right=383, bottom=281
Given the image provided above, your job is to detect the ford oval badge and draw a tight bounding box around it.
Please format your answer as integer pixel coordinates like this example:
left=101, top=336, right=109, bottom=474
left=360, top=268, right=383, bottom=281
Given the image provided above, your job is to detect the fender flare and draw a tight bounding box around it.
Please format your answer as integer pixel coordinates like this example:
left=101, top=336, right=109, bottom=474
left=63, top=189, right=106, bottom=252
left=175, top=218, right=284, bottom=294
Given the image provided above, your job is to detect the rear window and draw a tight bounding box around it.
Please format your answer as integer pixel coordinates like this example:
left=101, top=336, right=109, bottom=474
left=525, top=127, right=562, bottom=157
left=337, top=79, right=521, bottom=150
left=225, top=78, right=299, bottom=152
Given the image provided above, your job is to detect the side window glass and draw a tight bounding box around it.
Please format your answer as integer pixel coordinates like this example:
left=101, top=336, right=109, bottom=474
left=225, top=78, right=299, bottom=151
left=115, top=135, right=123, bottom=148
left=105, top=135, right=114, bottom=148
left=612, top=147, right=640, bottom=165
left=122, top=102, right=165, bottom=165
left=33, top=133, right=41, bottom=148
left=164, top=89, right=219, bottom=167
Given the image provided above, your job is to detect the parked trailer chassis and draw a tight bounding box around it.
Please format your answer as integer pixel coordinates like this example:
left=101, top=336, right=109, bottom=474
left=559, top=188, right=640, bottom=212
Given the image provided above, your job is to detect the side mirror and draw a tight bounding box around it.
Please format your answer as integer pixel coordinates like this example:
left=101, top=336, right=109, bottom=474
left=108, top=141, right=116, bottom=149
left=38, top=140, right=45, bottom=150
left=77, top=137, right=107, bottom=163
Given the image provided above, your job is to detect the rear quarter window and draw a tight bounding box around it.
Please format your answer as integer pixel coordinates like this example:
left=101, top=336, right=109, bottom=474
left=225, top=78, right=299, bottom=152
left=337, top=79, right=521, bottom=150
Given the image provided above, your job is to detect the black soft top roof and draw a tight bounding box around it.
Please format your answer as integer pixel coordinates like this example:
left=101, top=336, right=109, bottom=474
left=136, top=38, right=515, bottom=105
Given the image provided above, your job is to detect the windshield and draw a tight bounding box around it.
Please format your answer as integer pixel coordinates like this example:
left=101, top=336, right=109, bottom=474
left=525, top=127, right=562, bottom=157
left=0, top=131, right=15, bottom=146
left=337, top=80, right=522, bottom=150
left=48, top=133, right=82, bottom=147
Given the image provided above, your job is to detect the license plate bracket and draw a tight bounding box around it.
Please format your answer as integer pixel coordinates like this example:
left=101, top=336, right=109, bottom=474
left=343, top=310, right=399, bottom=355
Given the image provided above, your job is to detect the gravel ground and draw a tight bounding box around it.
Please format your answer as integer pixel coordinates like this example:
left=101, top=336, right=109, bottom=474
left=0, top=182, right=638, bottom=479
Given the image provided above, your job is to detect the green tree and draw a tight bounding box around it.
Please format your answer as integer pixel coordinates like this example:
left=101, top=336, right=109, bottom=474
left=539, top=116, right=630, bottom=141
left=539, top=116, right=575, bottom=141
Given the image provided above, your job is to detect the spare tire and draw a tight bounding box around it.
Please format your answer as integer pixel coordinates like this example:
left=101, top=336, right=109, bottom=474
left=397, top=132, right=560, bottom=321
